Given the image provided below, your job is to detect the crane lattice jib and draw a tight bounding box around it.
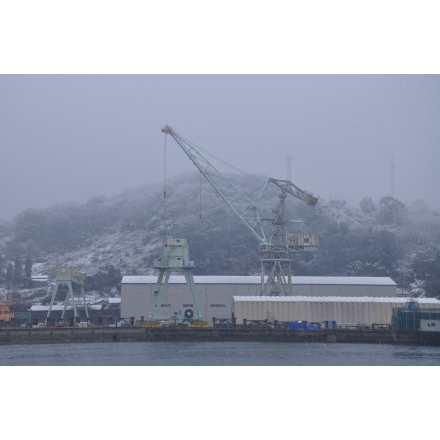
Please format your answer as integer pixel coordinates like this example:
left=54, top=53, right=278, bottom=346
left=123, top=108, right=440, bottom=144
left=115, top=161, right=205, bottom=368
left=162, top=125, right=268, bottom=244
left=268, top=178, right=318, bottom=207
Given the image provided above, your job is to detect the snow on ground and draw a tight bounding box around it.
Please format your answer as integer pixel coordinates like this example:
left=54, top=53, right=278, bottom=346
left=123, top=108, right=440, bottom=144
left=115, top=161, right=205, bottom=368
left=33, top=230, right=163, bottom=277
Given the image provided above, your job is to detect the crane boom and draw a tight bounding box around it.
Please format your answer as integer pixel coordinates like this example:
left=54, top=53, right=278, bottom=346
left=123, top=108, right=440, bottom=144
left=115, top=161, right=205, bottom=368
left=161, top=125, right=268, bottom=244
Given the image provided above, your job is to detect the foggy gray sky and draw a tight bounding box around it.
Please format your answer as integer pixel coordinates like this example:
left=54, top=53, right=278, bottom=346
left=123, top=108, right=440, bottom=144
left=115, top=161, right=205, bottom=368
left=1, top=74, right=439, bottom=220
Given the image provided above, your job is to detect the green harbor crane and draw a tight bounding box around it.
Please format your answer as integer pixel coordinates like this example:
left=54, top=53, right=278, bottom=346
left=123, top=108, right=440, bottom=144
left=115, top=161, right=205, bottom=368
left=149, top=237, right=202, bottom=322
left=161, top=125, right=318, bottom=296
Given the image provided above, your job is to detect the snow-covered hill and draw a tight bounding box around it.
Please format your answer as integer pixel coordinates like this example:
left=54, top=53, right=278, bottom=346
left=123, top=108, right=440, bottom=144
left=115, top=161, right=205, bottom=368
left=1, top=172, right=440, bottom=298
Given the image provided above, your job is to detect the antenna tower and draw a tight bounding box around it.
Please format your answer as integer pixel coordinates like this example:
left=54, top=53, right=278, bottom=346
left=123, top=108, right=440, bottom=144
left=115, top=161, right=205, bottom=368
left=390, top=156, right=396, bottom=197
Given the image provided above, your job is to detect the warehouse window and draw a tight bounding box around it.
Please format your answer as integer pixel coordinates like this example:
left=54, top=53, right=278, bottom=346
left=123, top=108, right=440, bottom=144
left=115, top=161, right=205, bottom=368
left=210, top=304, right=226, bottom=307
left=183, top=304, right=193, bottom=307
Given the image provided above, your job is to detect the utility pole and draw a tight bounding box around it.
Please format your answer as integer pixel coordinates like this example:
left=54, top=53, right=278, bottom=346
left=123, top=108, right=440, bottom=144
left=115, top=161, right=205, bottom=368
left=390, top=156, right=396, bottom=197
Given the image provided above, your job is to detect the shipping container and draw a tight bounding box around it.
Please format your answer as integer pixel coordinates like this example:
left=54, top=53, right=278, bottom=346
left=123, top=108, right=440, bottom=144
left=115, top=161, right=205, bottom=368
left=325, top=320, right=337, bottom=329
left=420, top=319, right=440, bottom=332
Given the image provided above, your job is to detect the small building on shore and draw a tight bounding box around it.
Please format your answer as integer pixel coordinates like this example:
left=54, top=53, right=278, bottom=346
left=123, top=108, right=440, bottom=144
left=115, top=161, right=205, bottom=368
left=29, top=303, right=120, bottom=325
left=31, top=275, right=49, bottom=287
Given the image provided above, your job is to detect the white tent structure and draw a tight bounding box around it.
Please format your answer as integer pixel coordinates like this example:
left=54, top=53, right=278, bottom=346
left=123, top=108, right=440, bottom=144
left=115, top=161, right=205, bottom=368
left=232, top=296, right=440, bottom=326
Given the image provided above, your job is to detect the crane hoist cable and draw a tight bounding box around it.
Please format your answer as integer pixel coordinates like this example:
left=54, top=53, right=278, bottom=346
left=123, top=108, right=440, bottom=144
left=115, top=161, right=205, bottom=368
left=169, top=127, right=267, bottom=189
left=199, top=172, right=202, bottom=219
left=163, top=131, right=167, bottom=199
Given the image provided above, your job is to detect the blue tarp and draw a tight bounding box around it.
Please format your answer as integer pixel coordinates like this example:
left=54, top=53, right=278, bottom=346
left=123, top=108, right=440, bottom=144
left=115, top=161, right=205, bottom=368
left=287, top=321, right=307, bottom=330
left=287, top=321, right=320, bottom=330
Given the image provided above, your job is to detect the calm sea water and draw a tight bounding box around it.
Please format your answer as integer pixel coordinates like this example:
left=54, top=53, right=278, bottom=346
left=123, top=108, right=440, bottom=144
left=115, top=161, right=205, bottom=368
left=1, top=341, right=440, bottom=365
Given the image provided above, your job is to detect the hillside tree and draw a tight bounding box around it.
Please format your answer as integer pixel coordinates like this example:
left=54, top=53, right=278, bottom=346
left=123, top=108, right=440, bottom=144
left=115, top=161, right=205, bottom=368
left=377, top=196, right=407, bottom=225
left=24, top=256, right=33, bottom=287
left=360, top=197, right=377, bottom=214
left=6, top=262, right=14, bottom=295
left=0, top=254, right=4, bottom=282
left=13, top=256, right=23, bottom=286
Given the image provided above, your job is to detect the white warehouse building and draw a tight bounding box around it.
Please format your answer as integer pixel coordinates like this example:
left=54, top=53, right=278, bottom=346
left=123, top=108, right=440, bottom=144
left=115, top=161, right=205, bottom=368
left=121, top=275, right=398, bottom=322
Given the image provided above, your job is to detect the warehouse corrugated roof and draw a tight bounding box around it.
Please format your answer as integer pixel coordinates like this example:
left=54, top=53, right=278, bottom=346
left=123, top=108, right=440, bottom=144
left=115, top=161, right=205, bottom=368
left=232, top=296, right=440, bottom=304
left=122, top=275, right=396, bottom=286
left=30, top=305, right=103, bottom=311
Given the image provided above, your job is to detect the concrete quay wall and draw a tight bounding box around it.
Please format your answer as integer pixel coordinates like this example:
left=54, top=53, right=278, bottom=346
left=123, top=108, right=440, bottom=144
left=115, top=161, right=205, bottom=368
left=1, top=327, right=440, bottom=346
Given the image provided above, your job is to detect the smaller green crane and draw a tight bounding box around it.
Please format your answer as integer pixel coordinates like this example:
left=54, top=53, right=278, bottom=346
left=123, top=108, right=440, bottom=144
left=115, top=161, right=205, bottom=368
left=46, top=269, right=88, bottom=325
left=149, top=237, right=202, bottom=322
